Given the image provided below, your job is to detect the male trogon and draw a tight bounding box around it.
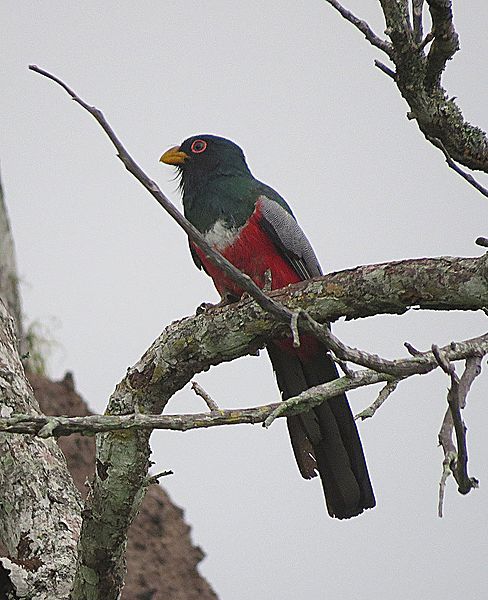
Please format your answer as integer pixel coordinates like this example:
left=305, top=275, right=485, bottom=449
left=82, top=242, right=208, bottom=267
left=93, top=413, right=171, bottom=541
left=160, top=134, right=375, bottom=518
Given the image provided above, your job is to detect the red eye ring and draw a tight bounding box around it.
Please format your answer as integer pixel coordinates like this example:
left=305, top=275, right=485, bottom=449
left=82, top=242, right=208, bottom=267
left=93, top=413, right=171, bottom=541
left=191, top=139, right=207, bottom=154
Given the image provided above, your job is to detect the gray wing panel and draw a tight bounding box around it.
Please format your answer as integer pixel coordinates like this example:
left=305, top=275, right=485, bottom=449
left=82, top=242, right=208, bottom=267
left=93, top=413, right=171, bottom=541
left=258, top=195, right=323, bottom=279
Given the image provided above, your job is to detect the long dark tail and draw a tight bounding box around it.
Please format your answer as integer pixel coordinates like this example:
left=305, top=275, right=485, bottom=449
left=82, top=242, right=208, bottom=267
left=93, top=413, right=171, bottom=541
left=267, top=340, right=375, bottom=519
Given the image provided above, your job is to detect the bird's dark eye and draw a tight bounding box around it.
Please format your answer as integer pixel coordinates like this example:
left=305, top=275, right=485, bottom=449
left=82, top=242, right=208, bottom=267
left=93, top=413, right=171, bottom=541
left=191, top=139, right=207, bottom=154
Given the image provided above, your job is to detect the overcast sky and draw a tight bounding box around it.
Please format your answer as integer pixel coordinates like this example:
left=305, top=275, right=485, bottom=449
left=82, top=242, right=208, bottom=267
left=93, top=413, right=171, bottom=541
left=3, top=2, right=488, bottom=599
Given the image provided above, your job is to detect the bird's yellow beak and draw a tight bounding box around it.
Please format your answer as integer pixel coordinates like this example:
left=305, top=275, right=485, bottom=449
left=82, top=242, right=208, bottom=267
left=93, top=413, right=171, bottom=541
left=159, top=146, right=189, bottom=165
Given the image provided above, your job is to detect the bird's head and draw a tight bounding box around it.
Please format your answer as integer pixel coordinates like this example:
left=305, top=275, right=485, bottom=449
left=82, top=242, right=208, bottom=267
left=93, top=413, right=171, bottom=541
left=160, top=134, right=251, bottom=192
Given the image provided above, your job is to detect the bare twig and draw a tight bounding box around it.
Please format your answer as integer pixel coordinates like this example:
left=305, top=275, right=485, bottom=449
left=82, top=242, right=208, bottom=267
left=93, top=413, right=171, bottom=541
left=436, top=355, right=482, bottom=515
left=412, top=0, right=424, bottom=44
left=298, top=312, right=488, bottom=379
left=404, top=341, right=422, bottom=356
left=146, top=470, right=174, bottom=485
left=427, top=136, right=488, bottom=199
left=355, top=380, right=400, bottom=420
left=331, top=355, right=356, bottom=378
left=438, top=451, right=453, bottom=517
left=374, top=59, right=397, bottom=80
left=324, top=0, right=392, bottom=55
left=191, top=381, right=220, bottom=411
left=418, top=31, right=434, bottom=51
left=263, top=369, right=392, bottom=428
left=28, top=65, right=295, bottom=329
left=448, top=357, right=482, bottom=493
left=432, top=343, right=458, bottom=381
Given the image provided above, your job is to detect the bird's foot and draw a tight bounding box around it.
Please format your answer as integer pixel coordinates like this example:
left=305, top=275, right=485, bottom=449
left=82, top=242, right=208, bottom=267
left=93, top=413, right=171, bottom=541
left=196, top=294, right=236, bottom=314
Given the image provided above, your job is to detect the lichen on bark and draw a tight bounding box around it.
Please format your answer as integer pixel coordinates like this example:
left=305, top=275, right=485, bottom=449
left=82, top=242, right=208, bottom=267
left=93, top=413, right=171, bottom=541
left=0, top=302, right=82, bottom=599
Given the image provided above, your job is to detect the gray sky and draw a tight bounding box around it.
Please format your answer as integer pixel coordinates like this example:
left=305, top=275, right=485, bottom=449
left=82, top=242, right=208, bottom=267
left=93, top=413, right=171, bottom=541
left=3, top=2, right=488, bottom=598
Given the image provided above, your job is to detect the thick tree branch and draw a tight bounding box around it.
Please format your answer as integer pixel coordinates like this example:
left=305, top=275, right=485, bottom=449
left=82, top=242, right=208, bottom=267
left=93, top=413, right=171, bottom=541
left=0, top=300, right=82, bottom=599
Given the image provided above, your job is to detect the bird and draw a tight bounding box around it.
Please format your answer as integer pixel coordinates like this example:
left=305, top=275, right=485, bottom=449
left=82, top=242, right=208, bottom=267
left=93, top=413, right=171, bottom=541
left=160, top=134, right=375, bottom=518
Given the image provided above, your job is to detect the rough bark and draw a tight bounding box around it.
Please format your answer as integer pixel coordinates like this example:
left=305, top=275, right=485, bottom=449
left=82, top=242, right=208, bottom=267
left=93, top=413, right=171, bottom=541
left=26, top=373, right=218, bottom=600
left=71, top=253, right=488, bottom=599
left=0, top=173, right=23, bottom=344
left=0, top=301, right=82, bottom=600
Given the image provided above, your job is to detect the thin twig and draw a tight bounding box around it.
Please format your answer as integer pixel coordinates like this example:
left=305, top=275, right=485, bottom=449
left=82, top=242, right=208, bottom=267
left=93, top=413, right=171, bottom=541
left=191, top=381, right=220, bottom=411
left=374, top=59, right=396, bottom=80
left=432, top=344, right=458, bottom=381
left=436, top=355, right=482, bottom=510
left=299, top=312, right=488, bottom=379
left=324, top=0, right=392, bottom=55
left=448, top=357, right=481, bottom=494
left=412, top=0, right=424, bottom=44
left=438, top=452, right=453, bottom=517
left=145, top=470, right=174, bottom=485
left=418, top=31, right=434, bottom=51
left=427, top=135, right=488, bottom=199
left=404, top=341, right=422, bottom=356
left=264, top=369, right=393, bottom=428
left=355, top=380, right=400, bottom=420
left=28, top=65, right=296, bottom=329
left=330, top=355, right=356, bottom=378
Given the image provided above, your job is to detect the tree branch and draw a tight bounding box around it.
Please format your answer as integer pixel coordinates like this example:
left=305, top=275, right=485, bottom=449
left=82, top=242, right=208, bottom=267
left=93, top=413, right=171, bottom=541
left=326, top=1, right=488, bottom=177
left=426, top=136, right=488, bottom=198
left=355, top=380, right=400, bottom=420
left=324, top=0, right=392, bottom=54
left=425, top=0, right=459, bottom=89
left=436, top=354, right=482, bottom=516
left=412, top=0, right=424, bottom=44
left=0, top=330, right=485, bottom=439
left=191, top=381, right=220, bottom=411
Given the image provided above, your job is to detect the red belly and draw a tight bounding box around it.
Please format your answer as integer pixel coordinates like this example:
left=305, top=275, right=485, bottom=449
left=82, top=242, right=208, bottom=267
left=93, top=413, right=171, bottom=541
left=193, top=209, right=301, bottom=298
left=193, top=206, right=317, bottom=358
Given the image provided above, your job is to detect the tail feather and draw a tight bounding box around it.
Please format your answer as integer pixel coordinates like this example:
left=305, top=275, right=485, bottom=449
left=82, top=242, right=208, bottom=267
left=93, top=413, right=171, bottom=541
left=267, top=340, right=375, bottom=519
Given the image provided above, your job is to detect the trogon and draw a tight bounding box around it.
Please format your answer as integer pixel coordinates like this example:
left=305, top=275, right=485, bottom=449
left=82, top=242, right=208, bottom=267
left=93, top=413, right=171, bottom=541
left=160, top=134, right=375, bottom=518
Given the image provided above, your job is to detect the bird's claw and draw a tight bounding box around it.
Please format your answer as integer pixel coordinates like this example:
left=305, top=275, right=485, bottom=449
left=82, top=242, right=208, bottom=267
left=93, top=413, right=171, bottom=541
left=196, top=295, right=236, bottom=314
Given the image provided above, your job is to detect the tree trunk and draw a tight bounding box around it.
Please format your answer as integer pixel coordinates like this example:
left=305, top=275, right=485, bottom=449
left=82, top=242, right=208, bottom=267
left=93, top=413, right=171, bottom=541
left=0, top=172, right=23, bottom=345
